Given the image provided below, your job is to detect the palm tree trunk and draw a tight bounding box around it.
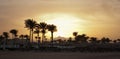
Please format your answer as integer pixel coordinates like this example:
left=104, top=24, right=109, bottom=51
left=51, top=31, right=53, bottom=43
left=31, top=29, right=33, bottom=43
left=29, top=29, right=32, bottom=42
left=3, top=38, right=6, bottom=50
left=37, top=33, right=39, bottom=40
left=42, top=34, right=44, bottom=43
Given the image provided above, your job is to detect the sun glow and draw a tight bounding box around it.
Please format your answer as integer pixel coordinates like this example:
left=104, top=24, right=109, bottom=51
left=38, top=13, right=85, bottom=37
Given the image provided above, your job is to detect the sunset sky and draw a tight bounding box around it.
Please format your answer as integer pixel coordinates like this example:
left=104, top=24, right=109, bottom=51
left=0, top=0, right=120, bottom=40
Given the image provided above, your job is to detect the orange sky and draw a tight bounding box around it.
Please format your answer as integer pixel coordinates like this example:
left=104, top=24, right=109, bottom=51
left=0, top=0, right=120, bottom=39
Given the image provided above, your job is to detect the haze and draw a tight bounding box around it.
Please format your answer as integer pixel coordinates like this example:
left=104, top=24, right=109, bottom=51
left=0, top=0, right=120, bottom=39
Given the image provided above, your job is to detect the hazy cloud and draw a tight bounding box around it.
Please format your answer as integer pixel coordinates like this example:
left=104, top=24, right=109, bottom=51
left=0, top=0, right=120, bottom=39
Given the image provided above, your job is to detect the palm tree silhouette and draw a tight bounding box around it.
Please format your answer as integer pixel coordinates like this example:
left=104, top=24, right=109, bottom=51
left=3, top=32, right=9, bottom=39
left=73, top=32, right=78, bottom=42
left=89, top=37, right=98, bottom=44
left=0, top=35, right=4, bottom=39
left=10, top=29, right=18, bottom=39
left=47, top=24, right=57, bottom=43
left=73, top=32, right=78, bottom=37
left=39, top=22, right=47, bottom=43
left=75, top=34, right=89, bottom=43
left=0, top=35, right=4, bottom=45
left=75, top=35, right=81, bottom=43
left=101, top=37, right=111, bottom=44
left=24, top=35, right=29, bottom=39
left=2, top=32, right=9, bottom=50
left=34, top=24, right=41, bottom=41
left=34, top=29, right=40, bottom=39
left=19, top=34, right=24, bottom=39
left=25, top=19, right=36, bottom=43
left=67, top=37, right=73, bottom=43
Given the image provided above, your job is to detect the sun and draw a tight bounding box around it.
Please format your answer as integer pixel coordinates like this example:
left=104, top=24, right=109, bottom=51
left=38, top=13, right=85, bottom=37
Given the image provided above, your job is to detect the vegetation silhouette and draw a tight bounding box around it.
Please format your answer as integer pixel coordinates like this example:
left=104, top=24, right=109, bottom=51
left=34, top=25, right=41, bottom=42
left=0, top=19, right=120, bottom=52
left=47, top=24, right=57, bottom=43
left=10, top=29, right=18, bottom=39
left=38, top=22, right=47, bottom=43
left=2, top=32, right=9, bottom=50
left=89, top=37, right=98, bottom=44
left=25, top=19, right=37, bottom=43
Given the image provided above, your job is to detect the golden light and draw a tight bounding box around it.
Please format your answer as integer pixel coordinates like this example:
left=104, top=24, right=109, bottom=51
left=38, top=13, right=85, bottom=37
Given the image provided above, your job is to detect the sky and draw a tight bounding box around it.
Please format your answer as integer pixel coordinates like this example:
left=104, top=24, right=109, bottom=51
left=0, top=0, right=120, bottom=40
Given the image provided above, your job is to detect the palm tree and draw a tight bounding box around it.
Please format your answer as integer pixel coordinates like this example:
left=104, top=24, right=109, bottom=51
left=39, top=22, right=47, bottom=43
left=101, top=37, right=111, bottom=44
left=75, top=35, right=81, bottom=43
left=47, top=24, right=57, bottom=43
left=34, top=25, right=41, bottom=41
left=0, top=35, right=4, bottom=39
left=89, top=37, right=98, bottom=44
left=10, top=29, right=18, bottom=39
left=24, top=35, right=29, bottom=39
left=2, top=32, right=9, bottom=50
left=25, top=19, right=36, bottom=43
left=0, top=35, right=4, bottom=45
left=3, top=32, right=9, bottom=39
left=24, top=35, right=30, bottom=45
left=34, top=29, right=41, bottom=43
left=73, top=32, right=78, bottom=42
left=19, top=34, right=24, bottom=39
left=73, top=32, right=78, bottom=37
left=67, top=37, right=73, bottom=43
left=75, top=34, right=89, bottom=43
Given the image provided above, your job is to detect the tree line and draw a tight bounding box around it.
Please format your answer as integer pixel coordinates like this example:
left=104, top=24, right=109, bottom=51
left=25, top=19, right=57, bottom=43
left=0, top=19, right=120, bottom=52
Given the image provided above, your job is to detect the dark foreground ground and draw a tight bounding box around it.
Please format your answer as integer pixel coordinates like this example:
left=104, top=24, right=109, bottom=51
left=0, top=51, right=120, bottom=59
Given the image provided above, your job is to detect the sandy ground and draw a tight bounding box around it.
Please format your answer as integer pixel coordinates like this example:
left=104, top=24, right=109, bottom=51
left=0, top=51, right=120, bottom=59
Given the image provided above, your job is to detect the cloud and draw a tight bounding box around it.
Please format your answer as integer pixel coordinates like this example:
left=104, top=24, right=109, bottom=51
left=0, top=0, right=120, bottom=39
